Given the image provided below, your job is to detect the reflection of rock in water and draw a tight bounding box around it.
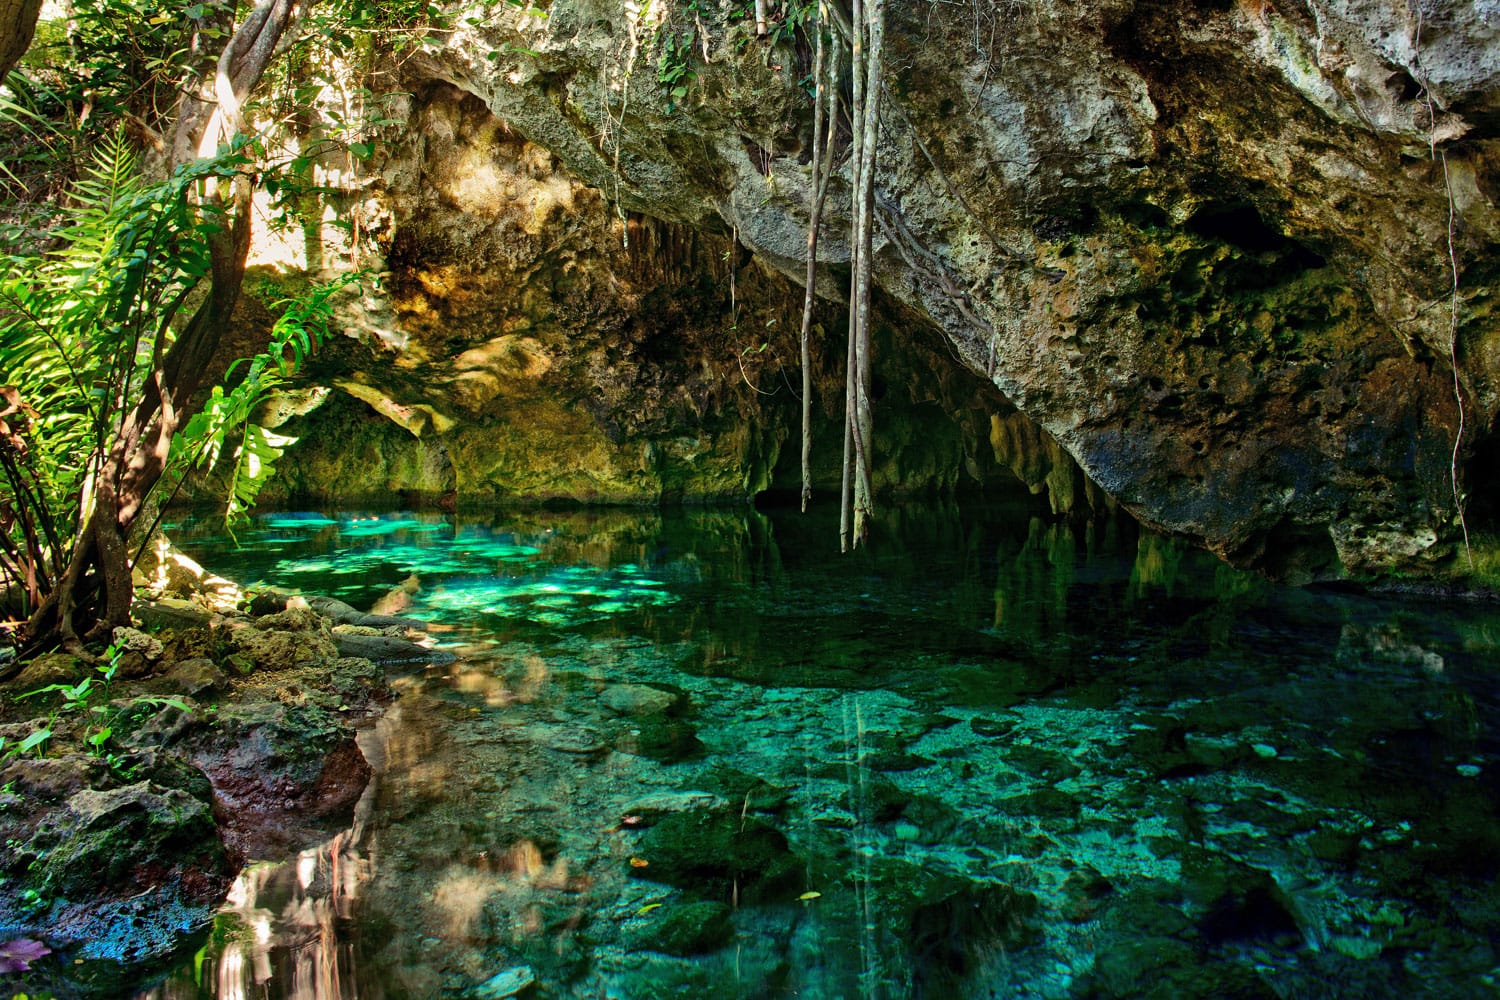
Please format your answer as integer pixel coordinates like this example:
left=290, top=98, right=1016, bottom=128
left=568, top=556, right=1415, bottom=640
left=370, top=574, right=421, bottom=618
left=1337, top=623, right=1446, bottom=676
left=165, top=705, right=404, bottom=1000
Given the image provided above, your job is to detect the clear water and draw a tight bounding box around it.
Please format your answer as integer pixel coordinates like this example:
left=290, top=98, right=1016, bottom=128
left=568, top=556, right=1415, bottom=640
left=140, top=501, right=1500, bottom=999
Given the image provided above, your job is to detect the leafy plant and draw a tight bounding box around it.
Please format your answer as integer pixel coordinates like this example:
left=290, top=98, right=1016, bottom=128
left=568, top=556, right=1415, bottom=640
left=0, top=728, right=52, bottom=762
left=13, top=643, right=189, bottom=761
left=0, top=133, right=226, bottom=622
left=169, top=273, right=360, bottom=529
left=658, top=28, right=698, bottom=112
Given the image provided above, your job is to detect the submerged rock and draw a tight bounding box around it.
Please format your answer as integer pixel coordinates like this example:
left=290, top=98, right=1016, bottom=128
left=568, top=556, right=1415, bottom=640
left=468, top=965, right=536, bottom=998
left=629, top=809, right=804, bottom=904
left=624, top=901, right=734, bottom=956
left=600, top=683, right=686, bottom=718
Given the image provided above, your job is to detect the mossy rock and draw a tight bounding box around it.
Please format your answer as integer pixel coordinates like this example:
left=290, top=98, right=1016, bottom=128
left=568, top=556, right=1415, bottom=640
left=886, top=867, right=1043, bottom=995
left=625, top=901, right=734, bottom=956
left=29, top=780, right=224, bottom=900
left=617, top=717, right=704, bottom=763
left=695, top=766, right=791, bottom=814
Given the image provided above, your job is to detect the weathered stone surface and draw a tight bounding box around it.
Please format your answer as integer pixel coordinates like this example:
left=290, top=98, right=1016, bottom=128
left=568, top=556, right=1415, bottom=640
left=333, top=631, right=456, bottom=666
left=0, top=765, right=229, bottom=966
left=262, top=0, right=1500, bottom=579
left=1, top=650, right=80, bottom=690
left=600, top=682, right=684, bottom=717
left=625, top=901, right=734, bottom=956
left=252, top=78, right=1045, bottom=511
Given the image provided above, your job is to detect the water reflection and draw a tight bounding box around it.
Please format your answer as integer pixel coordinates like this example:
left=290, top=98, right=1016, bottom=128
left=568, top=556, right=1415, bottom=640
left=147, top=500, right=1500, bottom=998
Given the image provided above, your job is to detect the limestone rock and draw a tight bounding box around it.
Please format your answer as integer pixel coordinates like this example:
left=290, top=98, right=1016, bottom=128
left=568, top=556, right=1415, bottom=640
left=268, top=0, right=1500, bottom=579
left=2, top=651, right=80, bottom=691
left=625, top=901, right=734, bottom=956
left=600, top=683, right=684, bottom=717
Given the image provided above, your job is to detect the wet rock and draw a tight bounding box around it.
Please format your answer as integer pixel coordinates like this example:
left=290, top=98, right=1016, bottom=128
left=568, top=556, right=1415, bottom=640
left=999, top=743, right=1084, bottom=782
left=969, top=715, right=1017, bottom=738
left=613, top=951, right=769, bottom=1000
left=859, top=746, right=934, bottom=773
left=302, top=593, right=427, bottom=632
left=695, top=766, right=791, bottom=814
left=518, top=721, right=607, bottom=756
left=28, top=782, right=221, bottom=897
left=897, top=794, right=981, bottom=847
left=0, top=770, right=229, bottom=966
left=1000, top=787, right=1080, bottom=819
left=1061, top=866, right=1116, bottom=923
left=1183, top=733, right=1242, bottom=768
left=1306, top=825, right=1364, bottom=868
left=616, top=718, right=704, bottom=763
left=190, top=698, right=375, bottom=859
left=468, top=964, right=535, bottom=998
left=619, top=791, right=727, bottom=822
left=1087, top=937, right=1201, bottom=998
left=1184, top=855, right=1303, bottom=950
left=333, top=631, right=454, bottom=666
left=625, top=901, right=733, bottom=956
left=909, top=881, right=1042, bottom=994
left=601, top=683, right=685, bottom=717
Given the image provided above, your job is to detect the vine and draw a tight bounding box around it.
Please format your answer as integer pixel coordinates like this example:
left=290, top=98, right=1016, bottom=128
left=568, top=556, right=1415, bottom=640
left=1412, top=9, right=1473, bottom=569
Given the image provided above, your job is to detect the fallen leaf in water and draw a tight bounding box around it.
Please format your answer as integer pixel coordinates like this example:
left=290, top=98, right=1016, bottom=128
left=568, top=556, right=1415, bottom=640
left=0, top=937, right=51, bottom=973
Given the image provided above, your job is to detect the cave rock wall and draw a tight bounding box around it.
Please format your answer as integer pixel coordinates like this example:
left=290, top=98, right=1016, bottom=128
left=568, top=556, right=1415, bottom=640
left=366, top=0, right=1500, bottom=578
left=262, top=83, right=1058, bottom=510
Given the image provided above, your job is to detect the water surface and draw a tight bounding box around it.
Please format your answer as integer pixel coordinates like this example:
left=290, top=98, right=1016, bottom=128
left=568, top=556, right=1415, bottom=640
left=148, top=501, right=1500, bottom=998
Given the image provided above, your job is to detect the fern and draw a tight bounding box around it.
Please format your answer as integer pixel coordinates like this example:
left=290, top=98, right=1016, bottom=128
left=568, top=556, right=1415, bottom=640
left=169, top=272, right=359, bottom=530
left=0, top=134, right=238, bottom=608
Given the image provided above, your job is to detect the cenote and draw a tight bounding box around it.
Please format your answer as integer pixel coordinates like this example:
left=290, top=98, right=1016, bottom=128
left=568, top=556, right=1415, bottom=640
left=94, top=496, right=1499, bottom=999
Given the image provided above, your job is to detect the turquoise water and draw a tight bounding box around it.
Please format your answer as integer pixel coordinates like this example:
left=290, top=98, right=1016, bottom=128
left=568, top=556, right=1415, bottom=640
left=148, top=501, right=1500, bottom=998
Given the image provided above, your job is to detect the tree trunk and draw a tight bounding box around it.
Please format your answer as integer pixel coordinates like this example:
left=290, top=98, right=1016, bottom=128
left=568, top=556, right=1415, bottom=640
left=0, top=0, right=41, bottom=82
left=23, top=0, right=303, bottom=655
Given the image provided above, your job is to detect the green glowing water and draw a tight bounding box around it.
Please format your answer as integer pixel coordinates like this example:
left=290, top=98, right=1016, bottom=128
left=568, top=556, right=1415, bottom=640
left=148, top=501, right=1500, bottom=999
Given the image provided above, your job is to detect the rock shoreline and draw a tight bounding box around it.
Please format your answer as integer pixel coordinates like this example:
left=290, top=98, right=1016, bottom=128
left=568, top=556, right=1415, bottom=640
left=0, top=593, right=446, bottom=996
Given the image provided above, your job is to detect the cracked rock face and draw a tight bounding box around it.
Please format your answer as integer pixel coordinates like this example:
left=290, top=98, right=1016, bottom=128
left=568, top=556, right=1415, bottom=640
left=361, top=0, right=1499, bottom=579
left=262, top=82, right=1056, bottom=511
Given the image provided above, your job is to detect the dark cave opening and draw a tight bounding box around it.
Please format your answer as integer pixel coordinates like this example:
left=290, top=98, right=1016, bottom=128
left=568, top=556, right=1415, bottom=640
left=1461, top=431, right=1500, bottom=531
left=1185, top=202, right=1327, bottom=272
